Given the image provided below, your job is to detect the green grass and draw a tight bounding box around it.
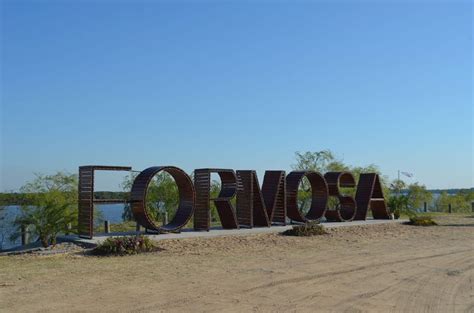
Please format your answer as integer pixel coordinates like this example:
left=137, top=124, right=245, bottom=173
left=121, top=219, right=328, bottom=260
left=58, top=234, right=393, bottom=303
left=94, top=221, right=137, bottom=233
left=407, top=216, right=437, bottom=226
left=397, top=212, right=469, bottom=219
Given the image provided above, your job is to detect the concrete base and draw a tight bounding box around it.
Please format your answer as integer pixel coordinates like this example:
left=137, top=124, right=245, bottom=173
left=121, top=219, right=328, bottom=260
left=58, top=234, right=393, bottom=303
left=61, top=219, right=407, bottom=246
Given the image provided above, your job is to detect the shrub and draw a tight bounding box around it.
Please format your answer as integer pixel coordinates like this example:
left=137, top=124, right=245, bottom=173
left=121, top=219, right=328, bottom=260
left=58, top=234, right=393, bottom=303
left=282, top=222, right=327, bottom=237
left=12, top=172, right=78, bottom=247
left=92, top=235, right=157, bottom=256
left=13, top=203, right=76, bottom=247
left=407, top=216, right=437, bottom=226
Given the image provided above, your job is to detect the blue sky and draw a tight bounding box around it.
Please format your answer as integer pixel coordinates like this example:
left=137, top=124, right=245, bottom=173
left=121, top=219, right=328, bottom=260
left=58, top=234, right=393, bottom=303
left=1, top=0, right=472, bottom=191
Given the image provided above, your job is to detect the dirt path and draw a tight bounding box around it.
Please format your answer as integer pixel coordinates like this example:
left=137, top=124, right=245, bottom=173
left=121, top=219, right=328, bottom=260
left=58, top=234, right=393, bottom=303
left=1, top=215, right=473, bottom=312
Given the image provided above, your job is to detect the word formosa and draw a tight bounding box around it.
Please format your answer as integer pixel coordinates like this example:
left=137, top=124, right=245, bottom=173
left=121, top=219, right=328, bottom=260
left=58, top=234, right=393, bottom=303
left=78, top=165, right=389, bottom=239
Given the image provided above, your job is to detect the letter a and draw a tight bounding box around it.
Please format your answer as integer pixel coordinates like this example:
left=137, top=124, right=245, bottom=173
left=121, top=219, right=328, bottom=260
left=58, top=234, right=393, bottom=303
left=354, top=173, right=390, bottom=220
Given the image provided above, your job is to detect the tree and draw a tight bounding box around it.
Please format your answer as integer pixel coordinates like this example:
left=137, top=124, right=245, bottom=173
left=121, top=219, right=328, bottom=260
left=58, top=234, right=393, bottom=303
left=388, top=182, right=431, bottom=217
left=434, top=191, right=473, bottom=213
left=390, top=179, right=406, bottom=195
left=406, top=183, right=432, bottom=211
left=12, top=172, right=78, bottom=247
left=387, top=194, right=409, bottom=218
left=350, top=164, right=390, bottom=198
left=292, top=150, right=335, bottom=172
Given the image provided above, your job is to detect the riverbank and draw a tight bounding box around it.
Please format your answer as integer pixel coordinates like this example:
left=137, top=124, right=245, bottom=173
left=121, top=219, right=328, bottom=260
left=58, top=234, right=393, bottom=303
left=0, top=214, right=473, bottom=312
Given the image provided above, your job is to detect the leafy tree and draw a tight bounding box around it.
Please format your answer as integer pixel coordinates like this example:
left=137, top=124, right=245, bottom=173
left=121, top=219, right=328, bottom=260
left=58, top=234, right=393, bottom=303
left=388, top=179, right=408, bottom=217
left=12, top=172, right=78, bottom=247
left=434, top=191, right=473, bottom=213
left=326, top=160, right=350, bottom=172
left=292, top=150, right=335, bottom=172
left=406, top=183, right=432, bottom=211
left=387, top=194, right=410, bottom=218
left=390, top=179, right=406, bottom=195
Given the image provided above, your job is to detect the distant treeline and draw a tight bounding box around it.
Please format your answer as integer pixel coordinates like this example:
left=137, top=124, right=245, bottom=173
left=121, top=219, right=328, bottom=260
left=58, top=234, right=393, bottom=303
left=0, top=191, right=130, bottom=206
left=426, top=188, right=474, bottom=195
left=0, top=193, right=30, bottom=205
left=93, top=191, right=130, bottom=200
left=396, top=188, right=473, bottom=195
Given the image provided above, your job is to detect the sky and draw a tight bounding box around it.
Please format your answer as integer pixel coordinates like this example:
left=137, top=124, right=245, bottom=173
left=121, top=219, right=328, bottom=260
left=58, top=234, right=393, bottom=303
left=1, top=0, right=472, bottom=191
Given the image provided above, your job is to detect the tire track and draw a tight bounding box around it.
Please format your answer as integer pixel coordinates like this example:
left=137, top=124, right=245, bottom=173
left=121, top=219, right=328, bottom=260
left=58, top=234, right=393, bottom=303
left=244, top=249, right=473, bottom=293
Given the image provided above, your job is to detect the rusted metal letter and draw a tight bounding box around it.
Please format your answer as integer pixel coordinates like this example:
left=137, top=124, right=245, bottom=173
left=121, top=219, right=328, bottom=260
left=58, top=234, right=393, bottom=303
left=236, top=170, right=286, bottom=227
left=130, top=166, right=195, bottom=232
left=193, top=168, right=239, bottom=231
left=324, top=172, right=357, bottom=222
left=262, top=171, right=287, bottom=225
left=78, top=165, right=132, bottom=239
left=236, top=170, right=268, bottom=228
left=286, top=171, right=329, bottom=223
left=354, top=173, right=390, bottom=220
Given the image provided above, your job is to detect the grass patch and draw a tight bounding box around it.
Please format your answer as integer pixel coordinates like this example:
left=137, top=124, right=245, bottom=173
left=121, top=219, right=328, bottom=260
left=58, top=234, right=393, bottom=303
left=407, top=216, right=437, bottom=226
left=91, top=235, right=159, bottom=256
left=282, top=222, right=328, bottom=237
left=108, top=221, right=138, bottom=232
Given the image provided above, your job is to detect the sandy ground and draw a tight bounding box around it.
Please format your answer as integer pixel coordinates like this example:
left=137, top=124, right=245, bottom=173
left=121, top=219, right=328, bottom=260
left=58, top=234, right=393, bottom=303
left=0, top=215, right=473, bottom=313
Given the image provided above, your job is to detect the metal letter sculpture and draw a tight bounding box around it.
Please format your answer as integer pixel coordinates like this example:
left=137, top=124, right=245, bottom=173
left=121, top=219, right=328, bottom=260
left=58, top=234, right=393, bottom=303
left=236, top=170, right=286, bottom=227
left=324, top=172, right=357, bottom=222
left=262, top=171, right=286, bottom=225
left=286, top=171, right=329, bottom=222
left=193, top=169, right=239, bottom=231
left=77, top=165, right=390, bottom=238
left=130, top=166, right=195, bottom=232
left=236, top=171, right=270, bottom=227
left=78, top=165, right=131, bottom=239
left=354, top=173, right=390, bottom=220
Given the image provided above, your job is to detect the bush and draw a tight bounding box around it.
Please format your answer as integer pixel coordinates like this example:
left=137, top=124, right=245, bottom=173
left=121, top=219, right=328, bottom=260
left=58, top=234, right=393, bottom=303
left=12, top=172, right=78, bottom=247
left=13, top=203, right=76, bottom=247
left=92, top=235, right=158, bottom=256
left=282, top=222, right=327, bottom=237
left=407, top=216, right=437, bottom=226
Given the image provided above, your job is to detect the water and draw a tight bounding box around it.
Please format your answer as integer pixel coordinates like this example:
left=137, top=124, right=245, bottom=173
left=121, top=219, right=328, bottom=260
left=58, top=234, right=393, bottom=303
left=0, top=204, right=126, bottom=250
left=0, top=206, right=21, bottom=250
left=96, top=204, right=126, bottom=223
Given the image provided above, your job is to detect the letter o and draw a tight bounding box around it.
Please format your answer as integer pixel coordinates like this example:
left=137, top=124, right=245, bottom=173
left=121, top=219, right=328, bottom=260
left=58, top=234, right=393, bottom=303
left=286, top=171, right=329, bottom=222
left=130, top=166, right=195, bottom=232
